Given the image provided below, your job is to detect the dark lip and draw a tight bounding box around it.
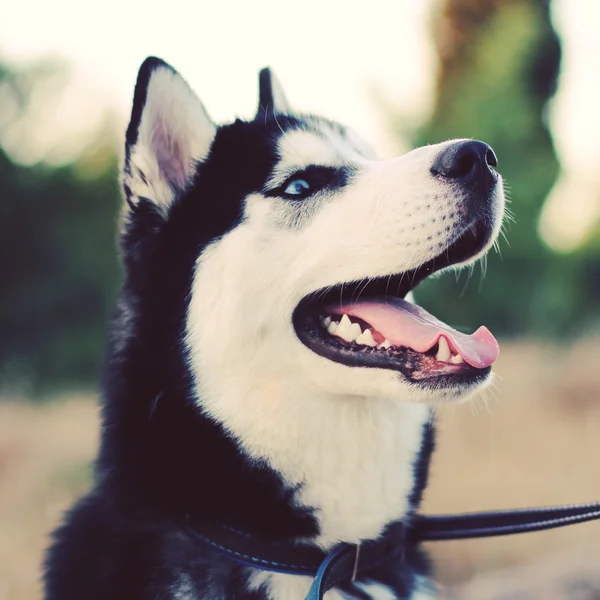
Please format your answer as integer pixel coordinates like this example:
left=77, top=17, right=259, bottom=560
left=291, top=218, right=494, bottom=387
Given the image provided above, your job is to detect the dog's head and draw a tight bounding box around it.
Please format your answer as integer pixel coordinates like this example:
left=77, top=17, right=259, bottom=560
left=121, top=58, right=505, bottom=410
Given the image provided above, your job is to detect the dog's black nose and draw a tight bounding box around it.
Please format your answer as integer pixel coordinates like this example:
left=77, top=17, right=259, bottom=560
left=431, top=140, right=497, bottom=182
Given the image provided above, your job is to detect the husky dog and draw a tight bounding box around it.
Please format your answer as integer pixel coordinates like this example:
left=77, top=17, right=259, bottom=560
left=44, top=58, right=504, bottom=600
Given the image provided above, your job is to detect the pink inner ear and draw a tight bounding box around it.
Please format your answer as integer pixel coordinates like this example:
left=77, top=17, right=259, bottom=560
left=153, top=126, right=189, bottom=190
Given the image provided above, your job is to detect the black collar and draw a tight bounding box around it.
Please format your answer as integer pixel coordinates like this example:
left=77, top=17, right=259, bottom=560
left=182, top=502, right=600, bottom=599
left=183, top=516, right=410, bottom=598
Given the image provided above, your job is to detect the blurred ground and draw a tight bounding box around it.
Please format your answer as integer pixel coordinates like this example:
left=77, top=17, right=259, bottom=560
left=1, top=339, right=600, bottom=600
left=0, top=396, right=98, bottom=600
left=423, top=337, right=600, bottom=598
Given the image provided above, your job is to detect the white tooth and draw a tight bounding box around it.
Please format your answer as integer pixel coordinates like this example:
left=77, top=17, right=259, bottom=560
left=436, top=336, right=451, bottom=362
left=355, top=329, right=377, bottom=347
left=327, top=321, right=339, bottom=335
left=378, top=339, right=392, bottom=350
left=339, top=314, right=352, bottom=328
left=335, top=314, right=362, bottom=343
left=350, top=323, right=362, bottom=338
left=336, top=315, right=353, bottom=339
left=450, top=353, right=464, bottom=364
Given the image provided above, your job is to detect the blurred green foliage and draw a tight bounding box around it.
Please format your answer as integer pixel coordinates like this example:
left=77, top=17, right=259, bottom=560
left=0, top=63, right=121, bottom=393
left=405, top=0, right=600, bottom=337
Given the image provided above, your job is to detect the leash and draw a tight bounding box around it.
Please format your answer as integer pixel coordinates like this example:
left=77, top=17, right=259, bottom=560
left=184, top=502, right=600, bottom=599
left=414, top=502, right=600, bottom=540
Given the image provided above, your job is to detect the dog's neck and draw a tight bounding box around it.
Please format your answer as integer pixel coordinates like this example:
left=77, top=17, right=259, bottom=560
left=197, top=376, right=434, bottom=549
left=101, top=328, right=434, bottom=551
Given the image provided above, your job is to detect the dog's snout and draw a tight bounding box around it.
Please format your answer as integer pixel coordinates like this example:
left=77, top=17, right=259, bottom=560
left=431, top=140, right=497, bottom=183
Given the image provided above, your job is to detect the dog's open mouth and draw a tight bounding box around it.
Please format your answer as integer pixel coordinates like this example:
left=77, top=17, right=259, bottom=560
left=293, top=221, right=499, bottom=387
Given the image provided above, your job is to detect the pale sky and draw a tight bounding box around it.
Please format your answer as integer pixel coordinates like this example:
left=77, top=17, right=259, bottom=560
left=2, top=1, right=434, bottom=156
left=2, top=0, right=599, bottom=251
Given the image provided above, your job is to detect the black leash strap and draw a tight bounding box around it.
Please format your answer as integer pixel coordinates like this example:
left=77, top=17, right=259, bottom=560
left=184, top=502, right=600, bottom=600
left=414, top=502, right=600, bottom=541
left=306, top=503, right=600, bottom=598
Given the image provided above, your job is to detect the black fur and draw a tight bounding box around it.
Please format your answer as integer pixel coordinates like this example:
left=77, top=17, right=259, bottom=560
left=44, top=60, right=434, bottom=600
left=409, top=422, right=436, bottom=508
left=257, top=67, right=289, bottom=118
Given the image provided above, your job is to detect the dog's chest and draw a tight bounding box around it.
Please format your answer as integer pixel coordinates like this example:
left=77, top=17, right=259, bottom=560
left=291, top=401, right=431, bottom=546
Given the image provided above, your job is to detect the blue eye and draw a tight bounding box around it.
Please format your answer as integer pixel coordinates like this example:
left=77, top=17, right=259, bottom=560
left=284, top=178, right=311, bottom=196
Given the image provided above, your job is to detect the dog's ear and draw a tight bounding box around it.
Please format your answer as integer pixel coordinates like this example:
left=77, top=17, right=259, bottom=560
left=256, top=67, right=292, bottom=119
left=122, top=57, right=216, bottom=217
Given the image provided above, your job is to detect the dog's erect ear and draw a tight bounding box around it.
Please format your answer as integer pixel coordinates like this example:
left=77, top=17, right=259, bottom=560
left=123, top=57, right=216, bottom=216
left=256, top=67, right=292, bottom=119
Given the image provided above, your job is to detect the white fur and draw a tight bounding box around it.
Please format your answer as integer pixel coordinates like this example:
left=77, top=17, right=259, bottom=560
left=274, top=127, right=367, bottom=177
left=355, top=582, right=398, bottom=600
left=124, top=65, right=215, bottom=215
left=410, top=577, right=438, bottom=600
left=184, top=122, right=503, bottom=598
left=248, top=572, right=342, bottom=600
left=248, top=574, right=433, bottom=599
left=171, top=572, right=198, bottom=599
left=249, top=572, right=397, bottom=600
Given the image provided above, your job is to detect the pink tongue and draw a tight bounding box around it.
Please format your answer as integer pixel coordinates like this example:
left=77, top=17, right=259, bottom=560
left=328, top=298, right=499, bottom=369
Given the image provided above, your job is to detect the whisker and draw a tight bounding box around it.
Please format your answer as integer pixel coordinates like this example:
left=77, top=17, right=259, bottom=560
left=460, top=268, right=471, bottom=297
left=385, top=273, right=393, bottom=299
left=499, top=228, right=511, bottom=248
left=355, top=278, right=372, bottom=303
left=428, top=406, right=439, bottom=426
left=478, top=254, right=488, bottom=291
